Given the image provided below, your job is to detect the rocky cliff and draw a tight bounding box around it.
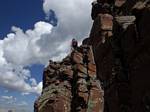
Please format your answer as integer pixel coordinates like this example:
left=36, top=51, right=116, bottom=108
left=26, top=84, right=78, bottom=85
left=35, top=0, right=150, bottom=112
left=34, top=45, right=104, bottom=112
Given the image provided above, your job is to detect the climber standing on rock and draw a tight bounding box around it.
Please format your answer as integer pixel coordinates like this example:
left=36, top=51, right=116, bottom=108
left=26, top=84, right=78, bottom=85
left=71, top=38, right=78, bottom=51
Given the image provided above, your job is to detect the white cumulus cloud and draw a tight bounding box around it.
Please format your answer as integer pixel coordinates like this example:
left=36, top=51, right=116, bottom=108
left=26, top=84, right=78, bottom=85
left=2, top=21, right=53, bottom=65
left=1, top=96, right=16, bottom=101
left=42, top=0, right=92, bottom=42
left=1, top=95, right=16, bottom=105
left=0, top=21, right=53, bottom=94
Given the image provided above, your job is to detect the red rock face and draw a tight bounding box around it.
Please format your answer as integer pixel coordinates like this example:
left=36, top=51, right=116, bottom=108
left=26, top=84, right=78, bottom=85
left=100, top=14, right=113, bottom=31
left=115, top=0, right=126, bottom=7
left=88, top=0, right=150, bottom=112
left=34, top=45, right=104, bottom=112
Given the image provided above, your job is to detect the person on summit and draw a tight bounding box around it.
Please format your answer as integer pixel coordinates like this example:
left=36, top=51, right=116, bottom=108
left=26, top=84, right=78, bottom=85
left=71, top=38, right=78, bottom=50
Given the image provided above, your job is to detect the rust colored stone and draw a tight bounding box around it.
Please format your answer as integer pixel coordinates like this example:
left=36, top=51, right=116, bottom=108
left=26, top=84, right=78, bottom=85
left=87, top=80, right=104, bottom=112
left=99, top=14, right=113, bottom=31
left=72, top=52, right=83, bottom=64
left=115, top=0, right=126, bottom=7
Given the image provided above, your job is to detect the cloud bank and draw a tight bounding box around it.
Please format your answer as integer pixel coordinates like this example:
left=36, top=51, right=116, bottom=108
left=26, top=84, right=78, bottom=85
left=0, top=22, right=50, bottom=94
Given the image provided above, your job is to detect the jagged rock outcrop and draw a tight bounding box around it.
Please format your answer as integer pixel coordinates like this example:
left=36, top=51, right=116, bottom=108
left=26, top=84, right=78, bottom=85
left=34, top=45, right=104, bottom=112
left=35, top=0, right=150, bottom=112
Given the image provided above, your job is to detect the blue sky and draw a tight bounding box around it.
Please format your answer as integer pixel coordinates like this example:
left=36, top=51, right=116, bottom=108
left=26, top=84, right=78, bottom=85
left=0, top=0, right=44, bottom=38
left=0, top=0, right=92, bottom=111
left=0, top=0, right=58, bottom=38
left=0, top=0, right=48, bottom=111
